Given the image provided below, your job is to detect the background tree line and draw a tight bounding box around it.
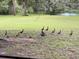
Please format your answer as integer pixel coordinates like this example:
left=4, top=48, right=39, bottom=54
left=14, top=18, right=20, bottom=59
left=0, top=0, right=79, bottom=15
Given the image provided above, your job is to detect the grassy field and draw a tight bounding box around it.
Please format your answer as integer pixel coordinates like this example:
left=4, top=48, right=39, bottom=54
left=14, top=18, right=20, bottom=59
left=0, top=15, right=79, bottom=31
left=0, top=15, right=79, bottom=59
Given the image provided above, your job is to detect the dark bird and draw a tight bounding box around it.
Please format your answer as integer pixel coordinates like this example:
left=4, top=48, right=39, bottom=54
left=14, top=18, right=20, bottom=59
left=41, top=26, right=44, bottom=31
left=16, top=33, right=20, bottom=37
left=29, top=36, right=32, bottom=38
left=6, top=35, right=9, bottom=38
left=40, top=30, right=45, bottom=36
left=19, top=29, right=24, bottom=34
left=45, top=26, right=49, bottom=31
left=69, top=30, right=73, bottom=36
left=57, top=30, right=61, bottom=34
left=4, top=30, right=9, bottom=38
left=52, top=28, right=55, bottom=33
left=5, top=30, right=7, bottom=36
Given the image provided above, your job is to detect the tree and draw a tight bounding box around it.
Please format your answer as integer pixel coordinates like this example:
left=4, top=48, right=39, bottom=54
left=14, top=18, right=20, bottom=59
left=22, top=0, right=28, bottom=16
left=45, top=0, right=64, bottom=15
left=12, top=0, right=16, bottom=15
left=0, top=0, right=9, bottom=15
left=0, top=0, right=79, bottom=15
left=8, top=0, right=17, bottom=15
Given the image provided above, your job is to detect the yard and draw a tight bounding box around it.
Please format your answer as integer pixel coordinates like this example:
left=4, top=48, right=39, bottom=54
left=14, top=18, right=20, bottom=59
left=0, top=15, right=79, bottom=30
left=0, top=15, right=79, bottom=59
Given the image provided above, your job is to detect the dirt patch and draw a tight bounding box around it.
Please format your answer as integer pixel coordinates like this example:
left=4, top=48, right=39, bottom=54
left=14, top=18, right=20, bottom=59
left=5, top=38, right=36, bottom=44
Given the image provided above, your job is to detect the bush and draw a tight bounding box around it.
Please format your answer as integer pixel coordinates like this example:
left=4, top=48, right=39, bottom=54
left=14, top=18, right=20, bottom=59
left=0, top=1, right=9, bottom=15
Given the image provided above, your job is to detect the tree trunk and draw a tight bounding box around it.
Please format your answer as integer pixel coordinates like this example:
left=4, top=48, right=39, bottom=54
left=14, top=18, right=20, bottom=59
left=47, top=0, right=51, bottom=14
left=22, top=0, right=28, bottom=16
left=12, top=0, right=16, bottom=15
left=34, top=0, right=39, bottom=13
left=8, top=0, right=16, bottom=15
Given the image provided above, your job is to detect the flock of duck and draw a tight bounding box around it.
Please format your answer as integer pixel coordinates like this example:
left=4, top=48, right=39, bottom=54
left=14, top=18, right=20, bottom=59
left=0, top=26, right=73, bottom=39
left=40, top=26, right=73, bottom=36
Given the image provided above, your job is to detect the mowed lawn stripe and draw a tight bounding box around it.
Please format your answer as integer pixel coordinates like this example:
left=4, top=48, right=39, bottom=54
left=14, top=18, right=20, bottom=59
left=0, top=15, right=79, bottom=30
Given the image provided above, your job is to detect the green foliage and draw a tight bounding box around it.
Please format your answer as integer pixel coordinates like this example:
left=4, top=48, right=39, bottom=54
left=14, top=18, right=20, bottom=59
left=0, top=0, right=9, bottom=15
left=46, top=1, right=65, bottom=15
left=0, top=0, right=79, bottom=15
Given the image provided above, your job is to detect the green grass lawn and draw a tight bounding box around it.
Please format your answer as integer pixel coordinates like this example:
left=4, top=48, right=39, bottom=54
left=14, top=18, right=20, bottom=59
left=0, top=15, right=79, bottom=31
